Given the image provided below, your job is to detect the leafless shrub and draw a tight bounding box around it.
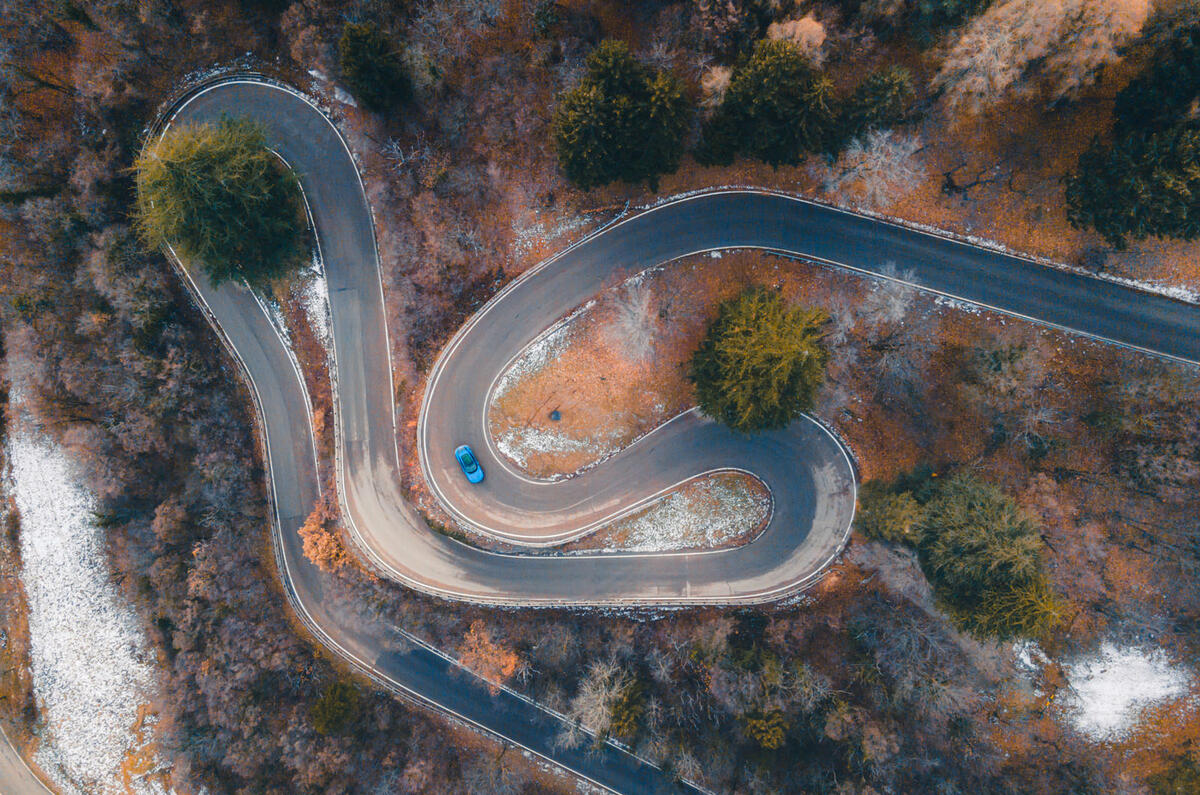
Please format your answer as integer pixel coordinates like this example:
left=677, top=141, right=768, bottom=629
left=461, top=754, right=528, bottom=794
left=766, top=14, right=826, bottom=65
left=700, top=65, right=732, bottom=109
left=411, top=0, right=504, bottom=65
left=611, top=281, right=657, bottom=362
left=674, top=749, right=702, bottom=783
left=648, top=646, right=675, bottom=684
left=561, top=658, right=630, bottom=738
left=817, top=130, right=924, bottom=210
left=644, top=38, right=676, bottom=70
left=531, top=622, right=581, bottom=673
left=863, top=262, right=918, bottom=329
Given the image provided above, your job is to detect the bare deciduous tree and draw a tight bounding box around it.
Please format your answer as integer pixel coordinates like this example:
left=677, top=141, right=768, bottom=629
left=700, top=65, right=732, bottom=109
left=766, top=14, right=826, bottom=65
left=817, top=130, right=924, bottom=210
left=611, top=280, right=657, bottom=362
left=461, top=753, right=528, bottom=795
left=934, top=0, right=1150, bottom=114
left=560, top=658, right=630, bottom=742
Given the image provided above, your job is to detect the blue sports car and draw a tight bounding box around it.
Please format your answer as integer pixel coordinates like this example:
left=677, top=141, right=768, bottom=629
left=454, top=444, right=485, bottom=484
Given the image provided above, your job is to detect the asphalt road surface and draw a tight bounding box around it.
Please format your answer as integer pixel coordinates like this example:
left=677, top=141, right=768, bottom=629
left=164, top=78, right=705, bottom=794
left=0, top=729, right=53, bottom=794
left=145, top=76, right=1200, bottom=795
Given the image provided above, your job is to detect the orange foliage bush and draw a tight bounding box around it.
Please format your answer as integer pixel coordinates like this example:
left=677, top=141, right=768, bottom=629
left=458, top=620, right=520, bottom=695
left=1119, top=689, right=1200, bottom=784
left=298, top=493, right=348, bottom=574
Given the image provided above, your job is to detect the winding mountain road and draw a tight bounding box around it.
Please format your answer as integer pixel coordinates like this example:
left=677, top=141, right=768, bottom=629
left=147, top=76, right=1200, bottom=794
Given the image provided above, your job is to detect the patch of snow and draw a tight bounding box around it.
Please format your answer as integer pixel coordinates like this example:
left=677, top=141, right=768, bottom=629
left=490, top=304, right=590, bottom=402
left=645, top=184, right=749, bottom=208
left=494, top=426, right=610, bottom=474
left=1057, top=642, right=1192, bottom=741
left=332, top=86, right=357, bottom=108
left=301, top=257, right=333, bottom=353
left=575, top=475, right=771, bottom=554
left=7, top=413, right=167, bottom=794
left=1012, top=640, right=1052, bottom=697
left=933, top=294, right=983, bottom=315
left=511, top=213, right=596, bottom=260
left=1013, top=639, right=1050, bottom=675
left=1095, top=273, right=1200, bottom=304
left=255, top=292, right=293, bottom=346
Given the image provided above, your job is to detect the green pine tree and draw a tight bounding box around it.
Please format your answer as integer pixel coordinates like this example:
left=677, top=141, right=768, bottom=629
left=841, top=65, right=915, bottom=139
left=553, top=40, right=691, bottom=190
left=1066, top=125, right=1200, bottom=249
left=698, top=39, right=839, bottom=167
left=917, top=473, right=1065, bottom=639
left=338, top=22, right=413, bottom=112
left=689, top=287, right=829, bottom=432
left=1066, top=20, right=1200, bottom=249
left=855, top=483, right=923, bottom=544
left=310, top=680, right=361, bottom=735
left=134, top=116, right=308, bottom=289
left=1112, top=21, right=1200, bottom=136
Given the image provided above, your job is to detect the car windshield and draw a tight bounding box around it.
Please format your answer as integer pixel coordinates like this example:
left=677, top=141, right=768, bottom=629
left=459, top=450, right=477, bottom=471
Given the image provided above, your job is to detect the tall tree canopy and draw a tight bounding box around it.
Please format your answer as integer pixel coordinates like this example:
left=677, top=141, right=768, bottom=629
left=840, top=65, right=915, bottom=138
left=1066, top=126, right=1200, bottom=249
left=135, top=116, right=308, bottom=288
left=693, top=0, right=790, bottom=56
left=1066, top=21, right=1200, bottom=248
left=840, top=0, right=994, bottom=45
left=932, top=0, right=1149, bottom=113
left=1112, top=21, right=1200, bottom=136
left=338, top=22, right=413, bottom=112
left=689, top=287, right=828, bottom=432
left=552, top=40, right=691, bottom=190
left=917, top=473, right=1062, bottom=638
left=699, top=39, right=838, bottom=167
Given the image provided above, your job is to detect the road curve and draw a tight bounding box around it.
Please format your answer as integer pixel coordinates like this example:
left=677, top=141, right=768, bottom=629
left=158, top=76, right=1200, bottom=793
left=162, top=80, right=701, bottom=794
left=169, top=78, right=858, bottom=608
left=171, top=78, right=1200, bottom=609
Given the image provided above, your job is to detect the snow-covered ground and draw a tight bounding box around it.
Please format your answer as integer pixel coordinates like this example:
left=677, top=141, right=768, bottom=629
left=575, top=475, right=771, bottom=554
left=511, top=212, right=596, bottom=260
left=7, top=414, right=169, bottom=794
left=494, top=425, right=619, bottom=475
left=1056, top=642, right=1192, bottom=740
left=300, top=262, right=333, bottom=352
